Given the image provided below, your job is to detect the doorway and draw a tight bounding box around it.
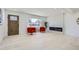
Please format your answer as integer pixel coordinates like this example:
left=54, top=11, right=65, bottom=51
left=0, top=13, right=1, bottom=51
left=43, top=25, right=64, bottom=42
left=8, top=15, right=19, bottom=36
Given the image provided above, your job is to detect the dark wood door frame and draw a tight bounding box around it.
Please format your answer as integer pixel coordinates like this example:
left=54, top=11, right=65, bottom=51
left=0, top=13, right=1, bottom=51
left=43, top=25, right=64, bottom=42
left=8, top=14, right=19, bottom=36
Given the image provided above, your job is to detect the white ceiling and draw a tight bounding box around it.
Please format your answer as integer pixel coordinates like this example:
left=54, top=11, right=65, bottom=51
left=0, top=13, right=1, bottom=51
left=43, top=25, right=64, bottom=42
left=6, top=8, right=79, bottom=17
left=6, top=8, right=64, bottom=17
left=70, top=8, right=79, bottom=13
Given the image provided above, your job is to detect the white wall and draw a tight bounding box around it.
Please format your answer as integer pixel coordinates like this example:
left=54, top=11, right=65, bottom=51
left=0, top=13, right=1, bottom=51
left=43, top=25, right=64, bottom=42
left=47, top=14, right=63, bottom=27
left=47, top=13, right=64, bottom=32
left=64, top=12, right=79, bottom=37
left=0, top=9, right=6, bottom=42
left=0, top=23, right=4, bottom=42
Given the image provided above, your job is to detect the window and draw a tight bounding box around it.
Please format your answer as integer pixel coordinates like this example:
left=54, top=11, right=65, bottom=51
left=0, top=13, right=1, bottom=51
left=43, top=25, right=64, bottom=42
left=28, top=17, right=47, bottom=27
left=29, top=18, right=40, bottom=27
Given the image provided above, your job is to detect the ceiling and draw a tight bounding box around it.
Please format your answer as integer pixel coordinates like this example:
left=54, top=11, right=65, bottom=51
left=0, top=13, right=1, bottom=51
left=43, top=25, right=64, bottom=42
left=6, top=8, right=79, bottom=17
left=70, top=8, right=79, bottom=13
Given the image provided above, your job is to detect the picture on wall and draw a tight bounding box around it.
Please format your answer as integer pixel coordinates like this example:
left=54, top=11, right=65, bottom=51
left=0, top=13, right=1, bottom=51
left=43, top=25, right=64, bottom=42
left=0, top=9, right=2, bottom=25
left=77, top=18, right=79, bottom=25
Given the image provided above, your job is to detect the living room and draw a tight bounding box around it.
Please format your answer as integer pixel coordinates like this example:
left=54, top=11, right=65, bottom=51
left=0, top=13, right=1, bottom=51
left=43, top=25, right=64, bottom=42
left=0, top=8, right=79, bottom=49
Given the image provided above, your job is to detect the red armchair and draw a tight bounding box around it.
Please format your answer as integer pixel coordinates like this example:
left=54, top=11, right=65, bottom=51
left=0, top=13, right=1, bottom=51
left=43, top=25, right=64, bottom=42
left=27, top=27, right=36, bottom=35
left=40, top=27, right=46, bottom=32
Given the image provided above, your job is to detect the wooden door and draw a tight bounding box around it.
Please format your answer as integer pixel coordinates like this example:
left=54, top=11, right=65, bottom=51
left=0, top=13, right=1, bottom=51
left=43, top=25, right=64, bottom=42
left=8, top=15, right=19, bottom=36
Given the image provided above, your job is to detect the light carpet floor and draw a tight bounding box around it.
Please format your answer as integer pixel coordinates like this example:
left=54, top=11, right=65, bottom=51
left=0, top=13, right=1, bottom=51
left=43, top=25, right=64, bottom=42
left=0, top=32, right=79, bottom=50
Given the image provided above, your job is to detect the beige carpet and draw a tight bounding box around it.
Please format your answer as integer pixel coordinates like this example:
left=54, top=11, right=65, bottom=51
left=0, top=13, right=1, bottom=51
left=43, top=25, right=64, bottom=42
left=0, top=32, right=79, bottom=50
